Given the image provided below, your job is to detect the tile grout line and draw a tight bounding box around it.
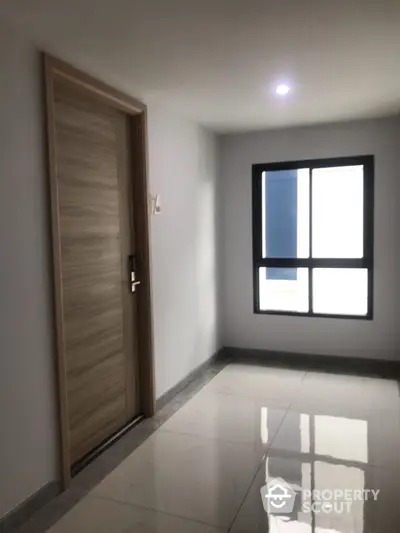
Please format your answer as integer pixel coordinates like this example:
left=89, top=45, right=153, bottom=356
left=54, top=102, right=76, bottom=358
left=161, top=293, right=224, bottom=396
left=225, top=370, right=307, bottom=532
left=92, top=368, right=303, bottom=532
left=91, top=491, right=226, bottom=530
left=17, top=364, right=311, bottom=533
left=225, top=402, right=294, bottom=532
left=13, top=361, right=230, bottom=533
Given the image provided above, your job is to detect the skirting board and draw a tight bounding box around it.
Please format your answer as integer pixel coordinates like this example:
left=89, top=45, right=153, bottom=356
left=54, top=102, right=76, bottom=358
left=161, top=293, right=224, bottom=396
left=222, top=346, right=400, bottom=379
left=1, top=348, right=225, bottom=533
left=0, top=481, right=61, bottom=533
left=155, top=348, right=225, bottom=411
left=10, top=346, right=394, bottom=532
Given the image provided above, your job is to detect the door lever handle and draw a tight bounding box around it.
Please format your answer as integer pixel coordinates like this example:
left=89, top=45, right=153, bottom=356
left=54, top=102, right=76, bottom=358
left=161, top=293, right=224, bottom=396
left=131, top=280, right=141, bottom=292
left=129, top=255, right=140, bottom=292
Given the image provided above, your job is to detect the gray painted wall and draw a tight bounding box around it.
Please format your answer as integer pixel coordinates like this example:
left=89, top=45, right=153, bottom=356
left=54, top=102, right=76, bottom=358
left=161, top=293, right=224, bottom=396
left=0, top=23, right=59, bottom=520
left=219, top=117, right=400, bottom=361
left=0, top=23, right=219, bottom=519
left=148, top=107, right=219, bottom=398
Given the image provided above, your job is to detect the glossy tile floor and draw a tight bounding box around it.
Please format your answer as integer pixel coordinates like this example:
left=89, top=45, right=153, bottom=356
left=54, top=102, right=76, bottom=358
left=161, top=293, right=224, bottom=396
left=41, top=364, right=400, bottom=532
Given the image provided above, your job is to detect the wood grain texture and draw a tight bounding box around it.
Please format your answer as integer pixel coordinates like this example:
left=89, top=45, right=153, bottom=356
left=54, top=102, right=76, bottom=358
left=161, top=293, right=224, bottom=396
left=44, top=56, right=72, bottom=488
left=47, top=55, right=145, bottom=115
left=54, top=79, right=138, bottom=464
left=44, top=54, right=155, bottom=484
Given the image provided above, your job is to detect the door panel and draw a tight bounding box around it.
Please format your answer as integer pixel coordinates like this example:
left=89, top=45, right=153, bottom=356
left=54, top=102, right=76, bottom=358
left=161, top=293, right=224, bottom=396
left=53, top=78, right=139, bottom=465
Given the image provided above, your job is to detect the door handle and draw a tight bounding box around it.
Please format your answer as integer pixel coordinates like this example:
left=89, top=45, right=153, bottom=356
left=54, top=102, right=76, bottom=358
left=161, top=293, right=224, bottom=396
left=129, top=255, right=141, bottom=292
left=131, top=280, right=141, bottom=292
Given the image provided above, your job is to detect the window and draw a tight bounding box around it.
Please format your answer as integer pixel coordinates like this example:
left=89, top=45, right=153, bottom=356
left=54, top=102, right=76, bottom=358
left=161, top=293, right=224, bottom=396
left=252, top=156, right=374, bottom=319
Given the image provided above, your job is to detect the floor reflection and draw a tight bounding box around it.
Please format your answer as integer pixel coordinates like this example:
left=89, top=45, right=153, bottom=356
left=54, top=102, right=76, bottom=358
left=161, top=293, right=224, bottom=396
left=261, top=410, right=369, bottom=532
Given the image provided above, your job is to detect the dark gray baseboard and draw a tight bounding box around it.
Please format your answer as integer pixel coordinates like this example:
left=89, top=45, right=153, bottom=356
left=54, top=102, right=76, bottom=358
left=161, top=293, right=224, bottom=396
left=1, top=349, right=225, bottom=533
left=0, top=481, right=61, bottom=533
left=155, top=348, right=225, bottom=411
left=3, top=346, right=398, bottom=532
left=222, top=346, right=400, bottom=379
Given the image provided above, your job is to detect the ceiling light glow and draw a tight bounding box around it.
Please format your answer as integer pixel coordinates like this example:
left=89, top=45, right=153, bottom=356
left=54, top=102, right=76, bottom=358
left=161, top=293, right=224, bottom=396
left=275, top=83, right=291, bottom=96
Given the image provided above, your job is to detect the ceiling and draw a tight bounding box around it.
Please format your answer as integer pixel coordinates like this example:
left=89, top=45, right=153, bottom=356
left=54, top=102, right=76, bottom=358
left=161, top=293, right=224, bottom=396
left=2, top=0, right=400, bottom=132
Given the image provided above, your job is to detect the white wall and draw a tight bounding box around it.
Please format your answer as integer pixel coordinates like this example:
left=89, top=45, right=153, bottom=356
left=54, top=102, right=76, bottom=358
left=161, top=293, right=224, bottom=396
left=0, top=23, right=59, bottom=520
left=148, top=107, right=219, bottom=398
left=0, top=22, right=219, bottom=519
left=219, top=117, right=400, bottom=361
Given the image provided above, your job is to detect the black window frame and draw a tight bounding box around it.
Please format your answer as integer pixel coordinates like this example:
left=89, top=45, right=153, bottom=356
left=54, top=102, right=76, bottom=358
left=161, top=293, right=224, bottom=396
left=252, top=155, right=374, bottom=320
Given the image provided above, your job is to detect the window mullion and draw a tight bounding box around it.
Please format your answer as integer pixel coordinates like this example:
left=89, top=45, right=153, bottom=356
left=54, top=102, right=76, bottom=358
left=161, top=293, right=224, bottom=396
left=309, top=167, right=313, bottom=313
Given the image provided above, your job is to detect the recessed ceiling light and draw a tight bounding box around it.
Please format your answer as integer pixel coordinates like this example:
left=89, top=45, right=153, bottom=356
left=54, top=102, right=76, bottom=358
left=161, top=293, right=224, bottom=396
left=275, top=83, right=291, bottom=96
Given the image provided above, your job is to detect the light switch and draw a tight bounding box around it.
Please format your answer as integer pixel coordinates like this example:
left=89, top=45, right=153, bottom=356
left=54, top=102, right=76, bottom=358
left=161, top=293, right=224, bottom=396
left=153, top=194, right=161, bottom=215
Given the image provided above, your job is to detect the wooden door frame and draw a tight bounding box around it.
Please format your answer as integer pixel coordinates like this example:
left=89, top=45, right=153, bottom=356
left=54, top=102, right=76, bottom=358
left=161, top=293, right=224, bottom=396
left=43, top=54, right=155, bottom=488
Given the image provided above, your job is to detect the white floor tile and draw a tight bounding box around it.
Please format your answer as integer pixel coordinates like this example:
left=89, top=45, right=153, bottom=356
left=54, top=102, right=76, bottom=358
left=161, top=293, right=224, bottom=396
left=93, top=430, right=262, bottom=528
left=206, top=364, right=305, bottom=405
left=47, top=494, right=223, bottom=533
left=230, top=453, right=400, bottom=533
left=296, top=372, right=400, bottom=412
left=268, top=406, right=400, bottom=472
left=159, top=388, right=288, bottom=451
left=44, top=363, right=400, bottom=533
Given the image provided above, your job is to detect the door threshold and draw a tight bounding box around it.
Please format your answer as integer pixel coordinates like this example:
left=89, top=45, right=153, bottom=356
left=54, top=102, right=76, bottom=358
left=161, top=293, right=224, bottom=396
left=71, top=414, right=144, bottom=477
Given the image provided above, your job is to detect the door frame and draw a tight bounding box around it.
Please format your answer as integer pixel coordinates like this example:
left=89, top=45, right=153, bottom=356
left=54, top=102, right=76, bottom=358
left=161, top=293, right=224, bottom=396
left=43, top=54, right=155, bottom=488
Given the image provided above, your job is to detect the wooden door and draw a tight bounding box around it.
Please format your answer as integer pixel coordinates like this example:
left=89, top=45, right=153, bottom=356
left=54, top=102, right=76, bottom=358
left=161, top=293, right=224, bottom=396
left=52, top=76, right=140, bottom=466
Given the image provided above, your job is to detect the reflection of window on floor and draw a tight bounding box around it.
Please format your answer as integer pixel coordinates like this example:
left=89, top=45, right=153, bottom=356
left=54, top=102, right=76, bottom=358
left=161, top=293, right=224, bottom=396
left=261, top=406, right=269, bottom=444
left=314, top=415, right=368, bottom=463
left=314, top=462, right=365, bottom=532
left=301, top=413, right=310, bottom=453
left=262, top=410, right=368, bottom=532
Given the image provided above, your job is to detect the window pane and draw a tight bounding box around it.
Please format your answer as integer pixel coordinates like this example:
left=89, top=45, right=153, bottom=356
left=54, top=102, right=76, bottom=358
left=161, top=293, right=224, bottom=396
left=312, top=165, right=364, bottom=258
left=313, top=268, right=368, bottom=315
left=259, top=267, right=308, bottom=312
left=262, top=169, right=309, bottom=260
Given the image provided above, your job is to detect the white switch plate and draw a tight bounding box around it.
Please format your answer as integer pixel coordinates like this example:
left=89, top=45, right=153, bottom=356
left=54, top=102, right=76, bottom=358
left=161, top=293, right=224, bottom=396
left=154, top=194, right=161, bottom=214
left=150, top=194, right=161, bottom=215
